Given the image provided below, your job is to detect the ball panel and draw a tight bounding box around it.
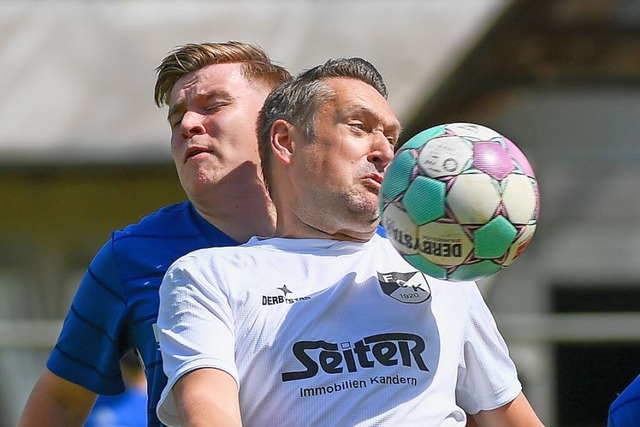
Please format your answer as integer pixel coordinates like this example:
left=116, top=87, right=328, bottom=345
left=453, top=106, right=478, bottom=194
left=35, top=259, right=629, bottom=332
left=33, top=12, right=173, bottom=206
left=417, top=136, right=473, bottom=178
left=403, top=176, right=446, bottom=225
left=447, top=123, right=502, bottom=140
left=473, top=215, right=517, bottom=259
left=417, top=222, right=473, bottom=267
left=380, top=150, right=416, bottom=202
left=502, top=174, right=538, bottom=224
left=404, top=254, right=447, bottom=279
left=400, top=125, right=447, bottom=151
left=504, top=137, right=536, bottom=178
left=502, top=224, right=536, bottom=266
left=473, top=142, right=515, bottom=180
left=448, top=261, right=502, bottom=282
left=447, top=173, right=501, bottom=225
left=382, top=203, right=419, bottom=255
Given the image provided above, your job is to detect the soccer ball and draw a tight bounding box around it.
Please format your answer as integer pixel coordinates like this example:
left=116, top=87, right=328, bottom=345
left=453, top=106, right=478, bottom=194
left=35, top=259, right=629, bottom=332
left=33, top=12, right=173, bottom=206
left=380, top=123, right=539, bottom=282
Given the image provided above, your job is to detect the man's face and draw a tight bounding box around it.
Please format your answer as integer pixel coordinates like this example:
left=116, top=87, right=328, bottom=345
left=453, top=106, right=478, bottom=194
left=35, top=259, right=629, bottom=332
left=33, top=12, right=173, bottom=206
left=290, top=77, right=401, bottom=239
left=167, top=63, right=271, bottom=200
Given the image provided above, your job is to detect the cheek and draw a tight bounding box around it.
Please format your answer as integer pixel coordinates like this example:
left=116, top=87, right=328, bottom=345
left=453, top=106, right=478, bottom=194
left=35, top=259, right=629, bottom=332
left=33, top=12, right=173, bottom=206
left=169, top=136, right=184, bottom=166
left=322, top=151, right=355, bottom=173
left=169, top=128, right=182, bottom=149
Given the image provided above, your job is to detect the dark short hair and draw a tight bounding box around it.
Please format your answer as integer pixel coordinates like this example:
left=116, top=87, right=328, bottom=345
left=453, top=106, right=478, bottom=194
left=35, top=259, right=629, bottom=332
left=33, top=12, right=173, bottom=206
left=257, top=57, right=388, bottom=197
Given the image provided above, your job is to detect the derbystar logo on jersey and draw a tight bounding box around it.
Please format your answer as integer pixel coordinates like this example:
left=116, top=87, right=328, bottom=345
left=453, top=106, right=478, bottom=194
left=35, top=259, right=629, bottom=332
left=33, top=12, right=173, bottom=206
left=262, top=284, right=311, bottom=306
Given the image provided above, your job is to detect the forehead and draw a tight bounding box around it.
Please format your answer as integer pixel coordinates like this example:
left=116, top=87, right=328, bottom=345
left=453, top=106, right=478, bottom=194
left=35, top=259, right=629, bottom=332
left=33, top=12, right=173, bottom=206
left=168, top=63, right=252, bottom=105
left=322, top=77, right=398, bottom=125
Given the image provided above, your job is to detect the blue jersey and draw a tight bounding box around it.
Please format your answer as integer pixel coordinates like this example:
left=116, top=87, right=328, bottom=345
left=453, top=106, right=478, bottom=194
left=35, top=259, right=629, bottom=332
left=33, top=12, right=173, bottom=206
left=609, top=375, right=640, bottom=427
left=48, top=201, right=237, bottom=427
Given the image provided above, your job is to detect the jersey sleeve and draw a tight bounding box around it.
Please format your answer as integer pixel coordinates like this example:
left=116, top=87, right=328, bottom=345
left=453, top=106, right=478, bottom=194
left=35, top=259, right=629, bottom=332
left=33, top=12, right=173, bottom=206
left=47, top=239, right=128, bottom=395
left=608, top=374, right=640, bottom=427
left=156, top=253, right=238, bottom=427
left=454, top=284, right=522, bottom=414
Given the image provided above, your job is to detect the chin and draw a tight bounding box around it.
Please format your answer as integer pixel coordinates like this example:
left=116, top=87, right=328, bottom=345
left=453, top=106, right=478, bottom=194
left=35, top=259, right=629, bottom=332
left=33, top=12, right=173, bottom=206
left=363, top=200, right=382, bottom=220
left=351, top=208, right=381, bottom=226
left=182, top=175, right=217, bottom=198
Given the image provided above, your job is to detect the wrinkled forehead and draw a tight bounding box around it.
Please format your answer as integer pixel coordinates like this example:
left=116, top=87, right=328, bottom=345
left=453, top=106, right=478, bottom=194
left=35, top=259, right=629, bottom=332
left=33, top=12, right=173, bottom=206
left=323, top=77, right=400, bottom=127
left=168, top=63, right=248, bottom=105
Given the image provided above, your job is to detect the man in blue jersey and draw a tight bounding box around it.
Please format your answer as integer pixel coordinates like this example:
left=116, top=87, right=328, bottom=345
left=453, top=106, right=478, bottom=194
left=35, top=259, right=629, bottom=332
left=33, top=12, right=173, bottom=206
left=18, top=41, right=291, bottom=427
left=608, top=375, right=640, bottom=426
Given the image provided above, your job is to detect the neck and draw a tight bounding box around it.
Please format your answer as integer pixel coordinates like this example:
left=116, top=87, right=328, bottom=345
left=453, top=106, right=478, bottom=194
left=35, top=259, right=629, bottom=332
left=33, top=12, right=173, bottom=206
left=191, top=182, right=276, bottom=244
left=274, top=205, right=376, bottom=243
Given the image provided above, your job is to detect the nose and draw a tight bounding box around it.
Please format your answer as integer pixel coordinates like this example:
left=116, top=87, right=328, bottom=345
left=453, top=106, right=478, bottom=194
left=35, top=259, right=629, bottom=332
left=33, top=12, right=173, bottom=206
left=368, top=133, right=395, bottom=171
left=180, top=111, right=206, bottom=139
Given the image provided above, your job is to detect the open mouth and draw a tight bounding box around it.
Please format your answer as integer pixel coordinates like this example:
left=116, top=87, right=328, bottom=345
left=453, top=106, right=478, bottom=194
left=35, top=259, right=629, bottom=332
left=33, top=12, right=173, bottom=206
left=363, top=174, right=383, bottom=191
left=184, top=146, right=210, bottom=162
left=366, top=173, right=383, bottom=184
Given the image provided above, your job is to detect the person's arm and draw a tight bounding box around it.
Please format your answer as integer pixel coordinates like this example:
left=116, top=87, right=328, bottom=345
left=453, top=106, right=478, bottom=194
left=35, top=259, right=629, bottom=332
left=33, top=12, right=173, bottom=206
left=19, top=241, right=129, bottom=426
left=172, top=367, right=241, bottom=427
left=156, top=254, right=240, bottom=426
left=18, top=369, right=97, bottom=427
left=468, top=393, right=544, bottom=427
left=457, top=284, right=544, bottom=425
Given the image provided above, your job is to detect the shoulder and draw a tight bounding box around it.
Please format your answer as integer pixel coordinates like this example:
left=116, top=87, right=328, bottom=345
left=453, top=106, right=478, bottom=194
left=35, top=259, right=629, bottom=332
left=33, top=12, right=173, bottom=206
left=113, top=201, right=193, bottom=238
left=163, top=243, right=273, bottom=293
left=167, top=243, right=256, bottom=273
left=610, top=375, right=640, bottom=423
left=100, top=201, right=209, bottom=277
left=108, top=201, right=205, bottom=257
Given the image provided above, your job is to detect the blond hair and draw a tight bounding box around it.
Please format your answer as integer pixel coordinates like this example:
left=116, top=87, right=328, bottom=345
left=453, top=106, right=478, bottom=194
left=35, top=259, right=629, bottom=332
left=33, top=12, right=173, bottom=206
left=154, top=41, right=290, bottom=107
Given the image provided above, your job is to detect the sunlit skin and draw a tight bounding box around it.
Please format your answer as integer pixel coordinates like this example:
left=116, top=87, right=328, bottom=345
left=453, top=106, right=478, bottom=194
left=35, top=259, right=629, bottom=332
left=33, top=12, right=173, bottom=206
left=270, top=77, right=401, bottom=242
left=168, top=63, right=276, bottom=241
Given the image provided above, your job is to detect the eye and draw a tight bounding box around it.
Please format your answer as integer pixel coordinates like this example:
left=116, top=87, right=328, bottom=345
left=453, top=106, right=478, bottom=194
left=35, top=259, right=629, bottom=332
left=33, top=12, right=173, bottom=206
left=169, top=116, right=183, bottom=129
left=386, top=128, right=402, bottom=148
left=205, top=101, right=229, bottom=113
left=349, top=121, right=366, bottom=131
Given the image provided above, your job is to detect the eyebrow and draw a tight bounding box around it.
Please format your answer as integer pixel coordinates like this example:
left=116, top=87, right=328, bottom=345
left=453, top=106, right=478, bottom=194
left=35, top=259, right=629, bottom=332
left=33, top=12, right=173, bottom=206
left=345, top=105, right=402, bottom=135
left=167, top=89, right=234, bottom=122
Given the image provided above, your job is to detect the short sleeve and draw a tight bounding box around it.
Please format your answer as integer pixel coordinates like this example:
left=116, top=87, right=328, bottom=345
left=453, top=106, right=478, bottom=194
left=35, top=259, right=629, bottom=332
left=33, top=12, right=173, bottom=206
left=455, top=284, right=522, bottom=414
left=47, top=240, right=127, bottom=395
left=156, top=254, right=238, bottom=427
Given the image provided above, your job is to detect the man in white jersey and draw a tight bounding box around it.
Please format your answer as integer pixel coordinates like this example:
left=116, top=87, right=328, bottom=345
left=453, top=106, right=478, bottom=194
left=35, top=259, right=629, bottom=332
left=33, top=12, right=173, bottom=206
left=156, top=57, right=544, bottom=426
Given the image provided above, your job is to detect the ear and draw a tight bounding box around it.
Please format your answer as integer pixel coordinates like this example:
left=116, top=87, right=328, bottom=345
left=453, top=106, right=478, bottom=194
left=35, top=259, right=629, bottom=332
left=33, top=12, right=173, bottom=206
left=270, top=119, right=295, bottom=166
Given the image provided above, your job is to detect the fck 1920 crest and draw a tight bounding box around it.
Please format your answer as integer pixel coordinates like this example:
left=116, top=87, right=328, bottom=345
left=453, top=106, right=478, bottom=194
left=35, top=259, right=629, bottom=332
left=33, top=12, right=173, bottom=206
left=377, top=271, right=431, bottom=304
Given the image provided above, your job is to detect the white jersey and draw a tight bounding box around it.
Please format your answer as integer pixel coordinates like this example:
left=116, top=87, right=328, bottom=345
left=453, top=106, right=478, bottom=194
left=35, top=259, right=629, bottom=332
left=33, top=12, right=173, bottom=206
left=157, top=234, right=521, bottom=427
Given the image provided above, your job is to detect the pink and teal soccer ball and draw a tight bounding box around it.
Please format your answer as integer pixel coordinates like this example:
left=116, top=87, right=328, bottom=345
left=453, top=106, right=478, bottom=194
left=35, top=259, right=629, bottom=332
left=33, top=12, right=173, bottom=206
left=380, top=123, right=540, bottom=282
